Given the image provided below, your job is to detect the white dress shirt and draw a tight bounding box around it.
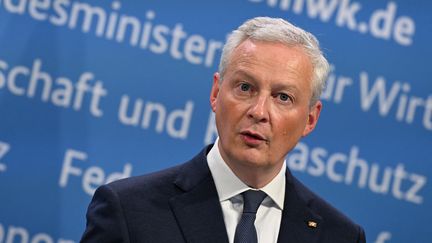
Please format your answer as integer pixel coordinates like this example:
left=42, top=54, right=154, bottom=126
left=207, top=138, right=286, bottom=243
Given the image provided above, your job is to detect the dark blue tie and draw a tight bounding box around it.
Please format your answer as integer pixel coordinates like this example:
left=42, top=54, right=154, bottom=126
left=234, top=190, right=267, bottom=243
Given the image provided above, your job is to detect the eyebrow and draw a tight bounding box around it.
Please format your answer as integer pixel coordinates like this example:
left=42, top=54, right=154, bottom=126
left=232, top=70, right=257, bottom=83
left=272, top=83, right=300, bottom=93
left=232, top=70, right=300, bottom=92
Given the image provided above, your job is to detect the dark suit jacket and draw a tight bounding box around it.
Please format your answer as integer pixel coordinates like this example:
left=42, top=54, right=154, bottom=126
left=81, top=145, right=366, bottom=243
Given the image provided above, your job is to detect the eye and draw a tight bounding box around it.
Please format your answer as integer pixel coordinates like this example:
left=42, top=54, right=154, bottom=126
left=240, top=83, right=251, bottom=92
left=277, top=93, right=293, bottom=103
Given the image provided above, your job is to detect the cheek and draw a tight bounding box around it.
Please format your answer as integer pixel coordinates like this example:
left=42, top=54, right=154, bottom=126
left=275, top=113, right=308, bottom=138
left=216, top=98, right=240, bottom=132
left=220, top=96, right=247, bottom=119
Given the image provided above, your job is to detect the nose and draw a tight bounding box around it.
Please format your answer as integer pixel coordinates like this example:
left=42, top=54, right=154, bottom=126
left=247, top=95, right=270, bottom=123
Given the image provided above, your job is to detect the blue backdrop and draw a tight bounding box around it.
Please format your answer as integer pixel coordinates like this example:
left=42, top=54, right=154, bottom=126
left=0, top=1, right=430, bottom=242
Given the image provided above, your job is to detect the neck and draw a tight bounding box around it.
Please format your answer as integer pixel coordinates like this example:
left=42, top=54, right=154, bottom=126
left=224, top=157, right=284, bottom=189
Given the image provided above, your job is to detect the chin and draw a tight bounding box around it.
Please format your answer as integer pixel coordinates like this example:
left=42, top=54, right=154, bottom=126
left=235, top=151, right=269, bottom=168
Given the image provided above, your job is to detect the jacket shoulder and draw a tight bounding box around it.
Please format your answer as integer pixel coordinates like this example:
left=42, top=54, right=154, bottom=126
left=96, top=163, right=187, bottom=216
left=291, top=176, right=366, bottom=242
left=101, top=144, right=212, bottom=208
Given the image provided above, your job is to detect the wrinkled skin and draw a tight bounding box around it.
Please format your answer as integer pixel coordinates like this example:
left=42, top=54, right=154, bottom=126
left=210, top=39, right=322, bottom=188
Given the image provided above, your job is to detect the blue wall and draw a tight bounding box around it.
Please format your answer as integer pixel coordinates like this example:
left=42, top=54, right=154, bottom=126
left=0, top=1, right=430, bottom=242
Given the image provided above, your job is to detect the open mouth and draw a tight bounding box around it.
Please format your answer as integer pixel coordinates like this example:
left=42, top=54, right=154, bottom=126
left=240, top=131, right=266, bottom=141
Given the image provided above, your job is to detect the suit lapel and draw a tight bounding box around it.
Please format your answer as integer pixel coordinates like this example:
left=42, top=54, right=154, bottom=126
left=169, top=146, right=229, bottom=243
left=169, top=146, right=323, bottom=243
left=277, top=170, right=322, bottom=243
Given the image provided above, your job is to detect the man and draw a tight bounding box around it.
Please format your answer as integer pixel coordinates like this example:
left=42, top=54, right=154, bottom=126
left=81, top=17, right=366, bottom=243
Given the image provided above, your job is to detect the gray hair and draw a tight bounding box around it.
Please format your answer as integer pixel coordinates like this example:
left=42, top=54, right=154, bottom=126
left=218, top=17, right=329, bottom=105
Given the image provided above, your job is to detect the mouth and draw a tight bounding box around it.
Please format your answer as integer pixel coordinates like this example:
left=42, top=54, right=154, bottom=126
left=240, top=130, right=268, bottom=145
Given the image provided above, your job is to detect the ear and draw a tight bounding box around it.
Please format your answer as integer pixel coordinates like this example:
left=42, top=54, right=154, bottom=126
left=302, top=101, right=322, bottom=137
left=210, top=72, right=220, bottom=112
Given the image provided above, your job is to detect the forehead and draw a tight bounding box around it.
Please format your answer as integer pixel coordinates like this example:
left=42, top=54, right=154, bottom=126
left=226, top=39, right=313, bottom=87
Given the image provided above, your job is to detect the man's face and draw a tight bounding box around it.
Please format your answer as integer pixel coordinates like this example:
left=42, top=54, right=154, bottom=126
left=210, top=39, right=321, bottom=173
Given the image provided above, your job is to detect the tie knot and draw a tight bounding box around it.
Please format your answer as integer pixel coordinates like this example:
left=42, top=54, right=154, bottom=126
left=242, top=190, right=267, bottom=213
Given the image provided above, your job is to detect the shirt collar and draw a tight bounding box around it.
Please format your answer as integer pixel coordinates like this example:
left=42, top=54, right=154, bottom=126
left=207, top=138, right=286, bottom=210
